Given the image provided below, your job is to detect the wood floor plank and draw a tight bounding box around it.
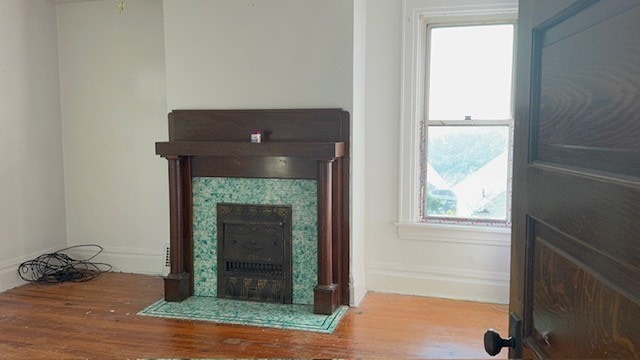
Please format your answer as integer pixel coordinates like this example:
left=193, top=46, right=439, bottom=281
left=0, top=272, right=508, bottom=359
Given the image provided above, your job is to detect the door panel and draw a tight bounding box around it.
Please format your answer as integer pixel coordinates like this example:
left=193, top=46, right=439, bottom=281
left=529, top=222, right=640, bottom=357
left=527, top=166, right=640, bottom=274
left=510, top=0, right=640, bottom=358
left=532, top=1, right=640, bottom=176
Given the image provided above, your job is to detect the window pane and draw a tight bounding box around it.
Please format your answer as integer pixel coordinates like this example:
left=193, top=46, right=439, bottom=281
left=425, top=126, right=509, bottom=221
left=428, top=24, right=514, bottom=120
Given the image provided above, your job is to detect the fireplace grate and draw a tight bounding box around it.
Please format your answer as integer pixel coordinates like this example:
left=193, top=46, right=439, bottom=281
left=225, top=261, right=283, bottom=276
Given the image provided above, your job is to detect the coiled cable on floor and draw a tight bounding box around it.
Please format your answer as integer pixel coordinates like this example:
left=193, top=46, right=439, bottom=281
left=18, top=244, right=112, bottom=284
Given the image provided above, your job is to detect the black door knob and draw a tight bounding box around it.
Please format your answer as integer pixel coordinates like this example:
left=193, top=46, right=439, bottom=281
left=484, top=329, right=515, bottom=356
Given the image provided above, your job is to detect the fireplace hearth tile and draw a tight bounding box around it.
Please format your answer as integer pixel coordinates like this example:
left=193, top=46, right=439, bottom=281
left=138, top=296, right=348, bottom=333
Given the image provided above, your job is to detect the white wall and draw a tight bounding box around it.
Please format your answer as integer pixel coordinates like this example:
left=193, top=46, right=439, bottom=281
left=362, top=0, right=402, bottom=287
left=0, top=0, right=67, bottom=292
left=362, top=0, right=511, bottom=304
left=350, top=0, right=367, bottom=306
left=51, top=0, right=368, bottom=305
left=162, top=0, right=366, bottom=305
left=57, top=0, right=169, bottom=273
left=163, top=0, right=353, bottom=110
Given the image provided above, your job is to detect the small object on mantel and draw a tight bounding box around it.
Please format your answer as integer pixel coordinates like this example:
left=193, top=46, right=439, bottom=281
left=251, top=131, right=262, bottom=143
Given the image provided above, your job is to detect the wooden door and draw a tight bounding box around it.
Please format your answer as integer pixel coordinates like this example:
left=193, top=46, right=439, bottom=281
left=505, top=0, right=640, bottom=358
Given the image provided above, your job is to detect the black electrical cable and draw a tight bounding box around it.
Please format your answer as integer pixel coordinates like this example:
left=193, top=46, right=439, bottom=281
left=17, top=244, right=112, bottom=284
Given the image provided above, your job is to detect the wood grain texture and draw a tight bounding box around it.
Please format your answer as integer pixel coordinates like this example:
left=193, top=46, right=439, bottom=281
left=532, top=230, right=640, bottom=358
left=514, top=1, right=640, bottom=358
left=509, top=3, right=535, bottom=356
left=0, top=273, right=508, bottom=359
left=532, top=2, right=640, bottom=176
left=168, top=109, right=346, bottom=142
left=156, top=141, right=345, bottom=159
left=527, top=165, right=640, bottom=290
left=314, top=159, right=338, bottom=315
left=191, top=156, right=318, bottom=179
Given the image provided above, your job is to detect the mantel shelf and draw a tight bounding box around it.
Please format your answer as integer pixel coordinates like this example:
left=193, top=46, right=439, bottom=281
left=156, top=141, right=344, bottom=159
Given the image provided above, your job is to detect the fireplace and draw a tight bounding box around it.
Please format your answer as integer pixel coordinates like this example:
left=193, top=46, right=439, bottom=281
left=216, top=203, right=293, bottom=303
left=155, top=109, right=350, bottom=314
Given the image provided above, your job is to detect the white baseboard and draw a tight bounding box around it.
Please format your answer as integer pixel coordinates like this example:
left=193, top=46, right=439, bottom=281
left=0, top=245, right=64, bottom=293
left=67, top=246, right=165, bottom=275
left=349, top=273, right=368, bottom=307
left=0, top=264, right=28, bottom=294
left=366, top=262, right=509, bottom=304
left=0, top=246, right=165, bottom=294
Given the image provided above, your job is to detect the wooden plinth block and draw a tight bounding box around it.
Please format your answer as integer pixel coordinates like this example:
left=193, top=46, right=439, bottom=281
left=164, top=272, right=191, bottom=302
left=313, top=283, right=339, bottom=315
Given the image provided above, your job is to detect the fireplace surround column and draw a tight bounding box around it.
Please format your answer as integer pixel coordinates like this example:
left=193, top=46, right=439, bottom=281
left=164, top=155, right=192, bottom=302
left=314, top=159, right=339, bottom=314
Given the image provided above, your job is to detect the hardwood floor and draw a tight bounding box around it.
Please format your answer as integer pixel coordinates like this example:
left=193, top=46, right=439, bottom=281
left=0, top=273, right=508, bottom=359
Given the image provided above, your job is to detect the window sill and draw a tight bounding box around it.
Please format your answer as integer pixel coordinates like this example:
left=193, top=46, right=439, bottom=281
left=394, top=222, right=511, bottom=247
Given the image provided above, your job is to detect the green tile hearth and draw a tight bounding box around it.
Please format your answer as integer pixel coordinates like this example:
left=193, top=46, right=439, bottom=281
left=138, top=296, right=348, bottom=333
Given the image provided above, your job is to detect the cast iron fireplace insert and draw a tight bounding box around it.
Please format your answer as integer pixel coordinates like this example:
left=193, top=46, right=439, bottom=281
left=216, top=203, right=293, bottom=304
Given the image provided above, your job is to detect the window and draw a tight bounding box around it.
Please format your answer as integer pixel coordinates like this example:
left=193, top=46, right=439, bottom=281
left=398, top=1, right=517, bottom=231
left=422, top=24, right=514, bottom=225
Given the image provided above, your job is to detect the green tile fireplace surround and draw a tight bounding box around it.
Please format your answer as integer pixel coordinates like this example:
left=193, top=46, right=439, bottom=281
left=192, top=177, right=318, bottom=305
left=140, top=174, right=350, bottom=332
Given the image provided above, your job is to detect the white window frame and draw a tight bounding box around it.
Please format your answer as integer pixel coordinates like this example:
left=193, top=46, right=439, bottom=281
left=396, top=0, right=518, bottom=238
left=421, top=22, right=515, bottom=226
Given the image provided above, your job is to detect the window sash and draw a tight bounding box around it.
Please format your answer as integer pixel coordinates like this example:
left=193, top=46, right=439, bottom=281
left=420, top=120, right=513, bottom=226
left=425, top=23, right=515, bottom=122
left=420, top=22, right=515, bottom=226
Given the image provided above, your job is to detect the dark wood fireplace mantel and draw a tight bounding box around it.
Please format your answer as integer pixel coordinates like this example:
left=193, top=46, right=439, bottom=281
left=156, top=141, right=344, bottom=159
left=155, top=109, right=350, bottom=315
